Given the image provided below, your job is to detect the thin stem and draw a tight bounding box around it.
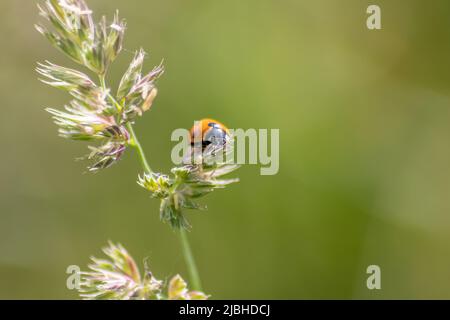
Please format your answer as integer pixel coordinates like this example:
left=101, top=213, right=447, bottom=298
left=99, top=74, right=106, bottom=89
left=180, top=228, right=202, bottom=291
left=99, top=73, right=203, bottom=292
left=99, top=74, right=122, bottom=112
left=126, top=122, right=152, bottom=174
left=128, top=122, right=203, bottom=291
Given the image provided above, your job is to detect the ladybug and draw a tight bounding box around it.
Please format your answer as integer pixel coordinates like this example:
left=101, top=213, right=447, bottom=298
left=189, top=118, right=231, bottom=149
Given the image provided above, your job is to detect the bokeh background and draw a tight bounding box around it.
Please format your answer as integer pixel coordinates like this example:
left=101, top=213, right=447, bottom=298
left=1, top=0, right=450, bottom=299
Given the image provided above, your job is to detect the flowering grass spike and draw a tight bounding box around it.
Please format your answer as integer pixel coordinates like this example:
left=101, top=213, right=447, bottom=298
left=139, top=144, right=239, bottom=229
left=80, top=242, right=208, bottom=300
left=37, top=0, right=239, bottom=299
left=37, top=0, right=163, bottom=171
left=36, top=0, right=125, bottom=75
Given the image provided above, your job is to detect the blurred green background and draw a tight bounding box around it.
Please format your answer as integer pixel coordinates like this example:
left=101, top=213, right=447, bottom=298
left=1, top=0, right=450, bottom=299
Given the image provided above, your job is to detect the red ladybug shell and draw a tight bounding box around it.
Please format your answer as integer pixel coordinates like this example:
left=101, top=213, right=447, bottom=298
left=189, top=118, right=230, bottom=146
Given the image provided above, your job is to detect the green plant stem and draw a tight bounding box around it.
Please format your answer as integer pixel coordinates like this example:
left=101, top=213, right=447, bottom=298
left=99, top=73, right=203, bottom=292
left=99, top=74, right=106, bottom=89
left=126, top=122, right=152, bottom=174
left=128, top=121, right=203, bottom=291
left=180, top=228, right=202, bottom=291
